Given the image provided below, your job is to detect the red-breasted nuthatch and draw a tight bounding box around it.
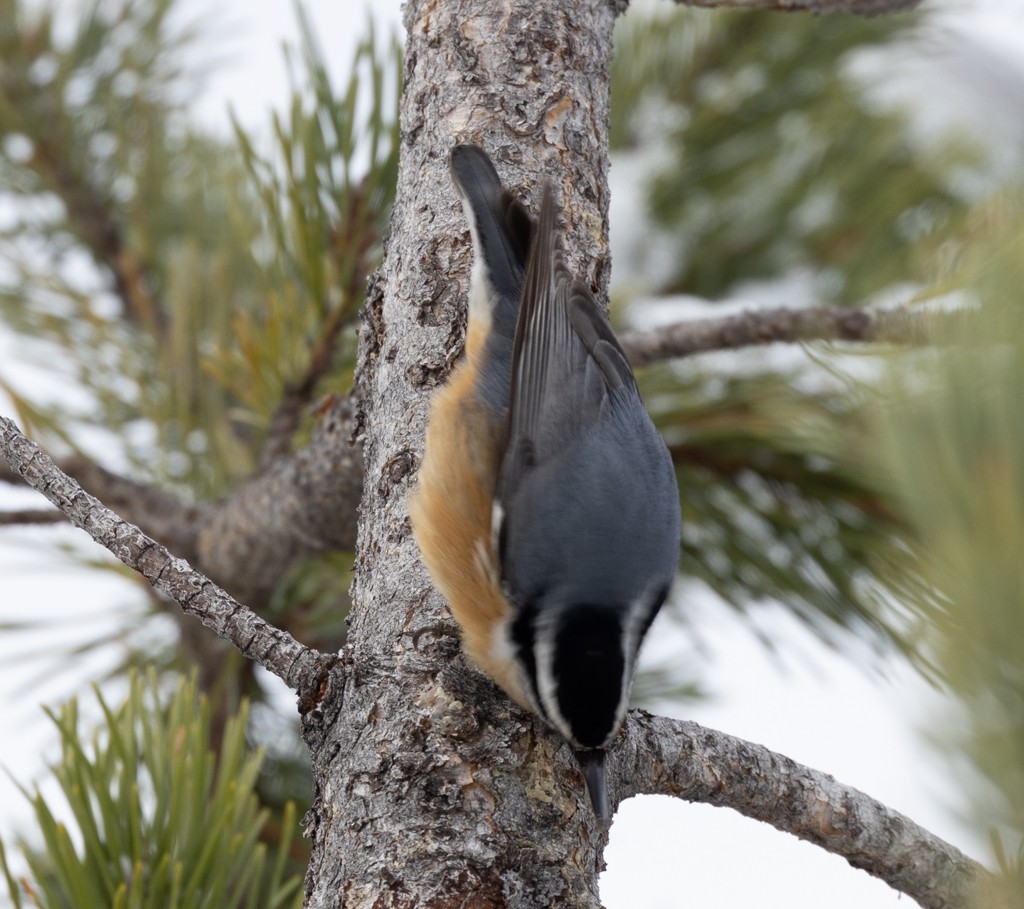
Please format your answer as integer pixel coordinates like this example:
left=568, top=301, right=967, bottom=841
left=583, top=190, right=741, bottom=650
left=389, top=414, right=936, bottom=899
left=410, top=145, right=681, bottom=820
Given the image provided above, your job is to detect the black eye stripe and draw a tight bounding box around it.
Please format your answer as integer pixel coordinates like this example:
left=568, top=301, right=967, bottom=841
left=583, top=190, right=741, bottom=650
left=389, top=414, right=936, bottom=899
left=510, top=597, right=543, bottom=716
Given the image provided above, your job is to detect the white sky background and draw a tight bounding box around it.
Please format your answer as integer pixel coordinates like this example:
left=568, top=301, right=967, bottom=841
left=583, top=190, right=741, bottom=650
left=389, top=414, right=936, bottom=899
left=2, top=0, right=1023, bottom=906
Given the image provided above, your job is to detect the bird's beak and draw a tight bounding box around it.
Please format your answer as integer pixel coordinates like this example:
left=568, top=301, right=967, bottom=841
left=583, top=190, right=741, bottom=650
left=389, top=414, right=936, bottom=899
left=574, top=749, right=610, bottom=822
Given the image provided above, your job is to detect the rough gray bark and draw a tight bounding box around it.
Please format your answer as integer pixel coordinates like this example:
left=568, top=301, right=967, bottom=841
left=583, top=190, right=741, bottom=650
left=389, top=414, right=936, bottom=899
left=620, top=305, right=938, bottom=367
left=665, top=0, right=922, bottom=12
left=0, top=415, right=333, bottom=695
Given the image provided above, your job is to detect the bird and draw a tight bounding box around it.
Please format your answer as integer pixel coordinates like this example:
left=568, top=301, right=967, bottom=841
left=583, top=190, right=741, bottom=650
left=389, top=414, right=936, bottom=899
left=410, top=144, right=681, bottom=820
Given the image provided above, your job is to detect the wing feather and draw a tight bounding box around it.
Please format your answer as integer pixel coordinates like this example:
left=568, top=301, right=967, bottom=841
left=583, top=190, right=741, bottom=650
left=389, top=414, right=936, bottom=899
left=498, top=184, right=638, bottom=504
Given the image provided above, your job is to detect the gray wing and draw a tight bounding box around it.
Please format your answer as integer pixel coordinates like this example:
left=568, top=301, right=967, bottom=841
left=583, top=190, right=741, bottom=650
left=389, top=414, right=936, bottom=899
left=497, top=184, right=637, bottom=504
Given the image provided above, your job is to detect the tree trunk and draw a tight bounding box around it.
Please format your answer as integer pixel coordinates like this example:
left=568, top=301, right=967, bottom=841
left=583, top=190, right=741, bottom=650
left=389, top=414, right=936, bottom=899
left=300, top=0, right=620, bottom=905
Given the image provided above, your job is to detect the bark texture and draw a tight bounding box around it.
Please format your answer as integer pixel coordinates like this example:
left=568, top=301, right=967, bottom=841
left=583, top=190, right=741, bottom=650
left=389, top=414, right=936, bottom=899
left=664, top=0, right=922, bottom=12
left=0, top=416, right=333, bottom=695
left=620, top=305, right=937, bottom=368
left=300, top=1, right=620, bottom=907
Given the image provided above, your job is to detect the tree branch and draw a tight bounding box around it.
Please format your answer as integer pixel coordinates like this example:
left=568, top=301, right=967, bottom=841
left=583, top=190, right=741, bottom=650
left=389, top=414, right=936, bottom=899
left=0, top=507, right=65, bottom=526
left=617, top=712, right=995, bottom=909
left=619, top=305, right=938, bottom=368
left=0, top=456, right=208, bottom=561
left=0, top=415, right=335, bottom=696
left=196, top=393, right=362, bottom=609
left=0, top=394, right=362, bottom=612
left=644, top=0, right=923, bottom=13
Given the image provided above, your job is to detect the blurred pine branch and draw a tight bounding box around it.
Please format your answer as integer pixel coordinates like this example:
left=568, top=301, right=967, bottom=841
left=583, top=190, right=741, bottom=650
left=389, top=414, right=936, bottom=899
left=608, top=4, right=999, bottom=666
left=0, top=0, right=402, bottom=823
left=611, top=6, right=977, bottom=306
left=877, top=187, right=1024, bottom=884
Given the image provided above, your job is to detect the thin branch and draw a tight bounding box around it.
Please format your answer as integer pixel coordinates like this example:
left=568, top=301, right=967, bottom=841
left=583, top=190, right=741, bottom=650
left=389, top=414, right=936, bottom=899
left=30, top=139, right=168, bottom=338
left=635, top=0, right=923, bottom=12
left=619, top=305, right=941, bottom=368
left=0, top=456, right=207, bottom=562
left=617, top=712, right=996, bottom=909
left=0, top=415, right=335, bottom=696
left=197, top=393, right=362, bottom=609
left=0, top=508, right=65, bottom=526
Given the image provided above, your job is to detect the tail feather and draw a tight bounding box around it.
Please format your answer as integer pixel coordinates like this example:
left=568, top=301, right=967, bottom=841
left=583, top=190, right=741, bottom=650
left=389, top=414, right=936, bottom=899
left=450, top=145, right=530, bottom=341
left=450, top=144, right=532, bottom=417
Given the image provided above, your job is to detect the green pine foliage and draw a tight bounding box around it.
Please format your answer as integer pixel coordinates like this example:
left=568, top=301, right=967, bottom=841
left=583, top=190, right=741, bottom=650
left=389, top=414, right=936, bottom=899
left=611, top=6, right=974, bottom=305
left=214, top=9, right=400, bottom=449
left=643, top=360, right=923, bottom=649
left=609, top=5, right=983, bottom=660
left=877, top=191, right=1024, bottom=894
left=0, top=670, right=304, bottom=909
left=0, top=0, right=400, bottom=496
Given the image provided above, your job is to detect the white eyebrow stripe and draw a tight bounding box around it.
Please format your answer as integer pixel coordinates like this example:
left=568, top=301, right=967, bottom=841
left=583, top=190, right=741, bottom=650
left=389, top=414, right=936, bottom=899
left=533, top=613, right=575, bottom=744
left=490, top=499, right=504, bottom=562
left=611, top=595, right=658, bottom=740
